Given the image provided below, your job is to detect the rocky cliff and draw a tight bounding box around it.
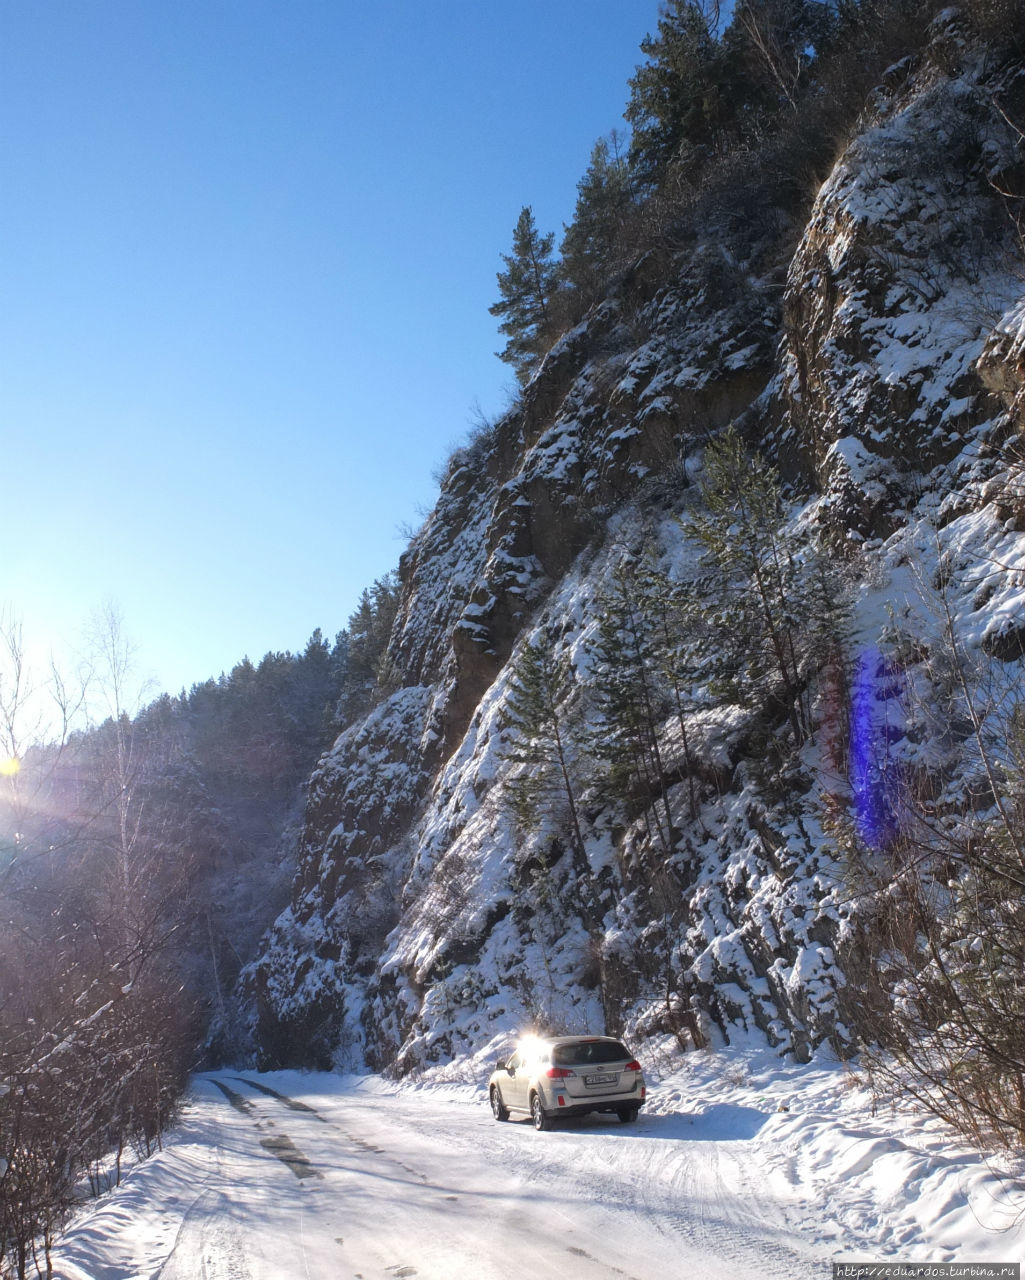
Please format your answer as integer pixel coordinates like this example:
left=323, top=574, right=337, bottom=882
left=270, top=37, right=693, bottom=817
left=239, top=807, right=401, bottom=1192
left=248, top=20, right=1025, bottom=1074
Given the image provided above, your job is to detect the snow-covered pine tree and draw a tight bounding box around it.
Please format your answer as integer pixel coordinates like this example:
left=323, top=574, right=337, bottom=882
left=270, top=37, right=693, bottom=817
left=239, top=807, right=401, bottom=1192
left=635, top=554, right=706, bottom=822
left=500, top=633, right=591, bottom=887
left=686, top=428, right=812, bottom=746
left=589, top=564, right=676, bottom=864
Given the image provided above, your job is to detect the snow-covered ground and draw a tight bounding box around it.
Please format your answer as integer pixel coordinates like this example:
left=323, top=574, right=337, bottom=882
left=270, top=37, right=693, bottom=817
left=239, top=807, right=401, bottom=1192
left=47, top=1043, right=1025, bottom=1280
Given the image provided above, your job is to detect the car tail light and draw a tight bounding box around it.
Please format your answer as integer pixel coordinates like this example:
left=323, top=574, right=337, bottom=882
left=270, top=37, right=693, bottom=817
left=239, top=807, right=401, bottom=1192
left=546, top=1066, right=575, bottom=1079
left=625, top=1060, right=642, bottom=1072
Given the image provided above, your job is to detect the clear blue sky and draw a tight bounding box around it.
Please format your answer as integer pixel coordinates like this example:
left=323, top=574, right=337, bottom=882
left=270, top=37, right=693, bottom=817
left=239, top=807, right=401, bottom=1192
left=2, top=0, right=657, bottom=702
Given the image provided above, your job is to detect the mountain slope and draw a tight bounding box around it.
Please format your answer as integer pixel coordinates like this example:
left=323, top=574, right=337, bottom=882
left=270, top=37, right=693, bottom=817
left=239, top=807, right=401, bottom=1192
left=248, top=20, right=1025, bottom=1081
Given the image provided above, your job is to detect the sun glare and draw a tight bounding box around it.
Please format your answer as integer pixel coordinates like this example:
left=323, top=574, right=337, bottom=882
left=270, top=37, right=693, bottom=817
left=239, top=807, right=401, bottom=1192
left=0, top=757, right=21, bottom=777
left=516, top=1034, right=547, bottom=1065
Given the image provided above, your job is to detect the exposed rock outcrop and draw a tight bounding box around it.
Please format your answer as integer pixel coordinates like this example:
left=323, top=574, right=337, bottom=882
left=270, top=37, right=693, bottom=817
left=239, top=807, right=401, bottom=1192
left=248, top=29, right=1025, bottom=1074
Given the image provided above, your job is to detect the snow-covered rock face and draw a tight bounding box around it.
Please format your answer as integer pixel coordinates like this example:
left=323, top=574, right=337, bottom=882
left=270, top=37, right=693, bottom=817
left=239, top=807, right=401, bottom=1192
left=249, top=37, right=1025, bottom=1075
left=777, top=43, right=1025, bottom=538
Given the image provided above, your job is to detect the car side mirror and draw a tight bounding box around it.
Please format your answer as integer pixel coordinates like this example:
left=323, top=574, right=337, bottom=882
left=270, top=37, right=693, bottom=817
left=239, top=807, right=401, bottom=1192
left=496, top=1059, right=507, bottom=1073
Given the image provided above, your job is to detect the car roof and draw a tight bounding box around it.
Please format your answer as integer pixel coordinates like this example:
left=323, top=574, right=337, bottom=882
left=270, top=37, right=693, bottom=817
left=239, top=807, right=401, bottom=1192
left=534, top=1035, right=624, bottom=1046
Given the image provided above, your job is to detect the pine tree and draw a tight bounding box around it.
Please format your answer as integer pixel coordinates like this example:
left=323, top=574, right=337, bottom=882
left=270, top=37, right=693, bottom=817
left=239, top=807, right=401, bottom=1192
left=685, top=427, right=849, bottom=747
left=625, top=0, right=726, bottom=190
left=636, top=555, right=705, bottom=821
left=501, top=634, right=587, bottom=870
left=489, top=206, right=559, bottom=385
left=500, top=630, right=608, bottom=948
left=561, top=132, right=634, bottom=299
left=589, top=564, right=676, bottom=861
left=687, top=429, right=806, bottom=738
left=335, top=572, right=401, bottom=724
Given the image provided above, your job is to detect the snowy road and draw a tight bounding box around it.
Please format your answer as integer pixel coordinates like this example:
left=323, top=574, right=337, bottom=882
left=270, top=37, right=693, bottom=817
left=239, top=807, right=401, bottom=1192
left=49, top=1069, right=828, bottom=1280
left=47, top=1055, right=1025, bottom=1279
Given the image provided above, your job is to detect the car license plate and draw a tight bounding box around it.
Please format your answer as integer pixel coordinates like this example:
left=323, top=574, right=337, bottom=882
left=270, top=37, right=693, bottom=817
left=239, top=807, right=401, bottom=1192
left=584, top=1072, right=618, bottom=1085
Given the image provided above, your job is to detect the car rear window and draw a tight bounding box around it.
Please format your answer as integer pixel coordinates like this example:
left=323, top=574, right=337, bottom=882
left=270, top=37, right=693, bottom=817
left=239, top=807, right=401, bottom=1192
left=552, top=1040, right=630, bottom=1066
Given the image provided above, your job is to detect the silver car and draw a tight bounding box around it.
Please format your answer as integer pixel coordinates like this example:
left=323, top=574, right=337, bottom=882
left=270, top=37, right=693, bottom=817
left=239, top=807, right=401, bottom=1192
left=488, top=1034, right=646, bottom=1130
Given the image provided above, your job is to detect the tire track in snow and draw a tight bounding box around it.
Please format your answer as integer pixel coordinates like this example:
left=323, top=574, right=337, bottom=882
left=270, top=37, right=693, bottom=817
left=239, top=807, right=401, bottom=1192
left=331, top=1093, right=647, bottom=1280
left=564, top=1112, right=824, bottom=1280
left=152, top=1119, right=254, bottom=1280
left=230, top=1075, right=431, bottom=1187
left=653, top=1137, right=820, bottom=1279
left=210, top=1078, right=322, bottom=1182
left=158, top=1189, right=255, bottom=1280
left=258, top=1132, right=322, bottom=1181
left=208, top=1079, right=256, bottom=1114
left=254, top=1080, right=461, bottom=1279
left=227, top=1076, right=648, bottom=1280
left=232, top=1077, right=327, bottom=1120
left=391, top=1095, right=823, bottom=1280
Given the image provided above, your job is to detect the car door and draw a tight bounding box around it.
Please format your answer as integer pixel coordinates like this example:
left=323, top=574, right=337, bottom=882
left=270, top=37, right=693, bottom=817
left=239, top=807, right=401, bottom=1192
left=502, top=1050, right=527, bottom=1112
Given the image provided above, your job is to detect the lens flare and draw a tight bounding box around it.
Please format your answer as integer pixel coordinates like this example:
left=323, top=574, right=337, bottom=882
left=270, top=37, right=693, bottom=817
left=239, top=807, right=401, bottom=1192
left=0, top=757, right=20, bottom=777
left=849, top=647, right=904, bottom=851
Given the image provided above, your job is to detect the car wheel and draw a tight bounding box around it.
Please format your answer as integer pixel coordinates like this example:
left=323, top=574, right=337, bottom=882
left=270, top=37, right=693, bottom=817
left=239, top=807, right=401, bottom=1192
left=530, top=1093, right=551, bottom=1131
left=490, top=1087, right=509, bottom=1122
left=618, top=1106, right=640, bottom=1123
